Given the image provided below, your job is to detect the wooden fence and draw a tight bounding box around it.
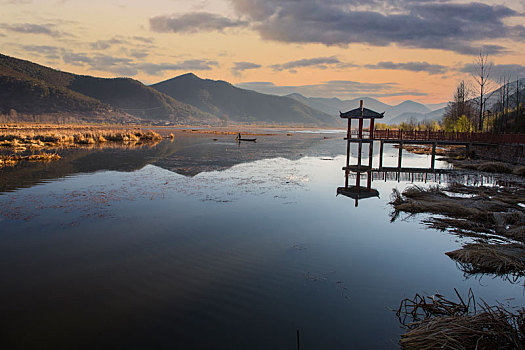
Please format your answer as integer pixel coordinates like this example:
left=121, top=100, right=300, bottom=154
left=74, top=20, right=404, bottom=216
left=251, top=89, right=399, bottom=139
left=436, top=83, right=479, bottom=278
left=366, top=130, right=525, bottom=144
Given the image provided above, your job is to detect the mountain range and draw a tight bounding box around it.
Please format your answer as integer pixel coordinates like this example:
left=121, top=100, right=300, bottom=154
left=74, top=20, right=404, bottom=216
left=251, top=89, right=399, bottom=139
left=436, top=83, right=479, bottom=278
left=1, top=53, right=449, bottom=126
left=285, top=93, right=447, bottom=124
left=152, top=73, right=338, bottom=126
left=0, top=54, right=215, bottom=124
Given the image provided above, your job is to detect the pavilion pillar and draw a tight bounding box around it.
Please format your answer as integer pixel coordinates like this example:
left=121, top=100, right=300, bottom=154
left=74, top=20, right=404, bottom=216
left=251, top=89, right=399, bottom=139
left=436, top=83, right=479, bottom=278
left=379, top=140, right=384, bottom=168
left=398, top=142, right=403, bottom=168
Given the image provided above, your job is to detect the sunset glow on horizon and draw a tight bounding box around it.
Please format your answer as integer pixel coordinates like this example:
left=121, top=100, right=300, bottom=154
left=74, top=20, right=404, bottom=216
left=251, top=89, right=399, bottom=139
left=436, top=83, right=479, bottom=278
left=1, top=0, right=524, bottom=105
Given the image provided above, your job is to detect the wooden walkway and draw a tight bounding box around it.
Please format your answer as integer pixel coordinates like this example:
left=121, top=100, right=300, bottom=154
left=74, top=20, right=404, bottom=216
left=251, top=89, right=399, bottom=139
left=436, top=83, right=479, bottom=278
left=367, top=130, right=525, bottom=144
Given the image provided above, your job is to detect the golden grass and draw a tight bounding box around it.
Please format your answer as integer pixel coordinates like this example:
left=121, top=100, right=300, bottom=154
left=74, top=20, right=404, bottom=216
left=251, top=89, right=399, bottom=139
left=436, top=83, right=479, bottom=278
left=397, top=290, right=524, bottom=350
left=0, top=153, right=61, bottom=168
left=0, top=124, right=163, bottom=150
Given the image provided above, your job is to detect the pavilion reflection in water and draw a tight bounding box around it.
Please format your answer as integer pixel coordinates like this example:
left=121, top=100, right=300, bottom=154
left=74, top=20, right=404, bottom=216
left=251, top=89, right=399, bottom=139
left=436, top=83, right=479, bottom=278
left=336, top=100, right=498, bottom=207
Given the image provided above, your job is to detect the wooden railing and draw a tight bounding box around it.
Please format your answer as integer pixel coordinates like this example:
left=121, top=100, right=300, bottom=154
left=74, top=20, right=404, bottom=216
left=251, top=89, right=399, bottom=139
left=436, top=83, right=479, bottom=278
left=357, top=130, right=525, bottom=144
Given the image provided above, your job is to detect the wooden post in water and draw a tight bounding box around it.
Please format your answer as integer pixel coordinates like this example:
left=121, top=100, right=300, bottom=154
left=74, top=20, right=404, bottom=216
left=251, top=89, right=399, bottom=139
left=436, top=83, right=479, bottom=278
left=398, top=142, right=403, bottom=168
left=431, top=142, right=437, bottom=169
left=345, top=138, right=351, bottom=188
left=368, top=119, right=374, bottom=169
left=379, top=140, right=384, bottom=168
left=358, top=100, right=364, bottom=139
left=296, top=329, right=300, bottom=350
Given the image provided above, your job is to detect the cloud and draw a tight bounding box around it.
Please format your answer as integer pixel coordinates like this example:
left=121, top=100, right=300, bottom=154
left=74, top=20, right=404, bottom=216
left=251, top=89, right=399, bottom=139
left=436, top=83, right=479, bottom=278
left=365, top=61, right=448, bottom=75
left=132, top=36, right=154, bottom=44
left=62, top=52, right=137, bottom=75
left=62, top=49, right=219, bottom=76
left=269, top=56, right=355, bottom=73
left=22, top=45, right=61, bottom=55
left=1, top=23, right=60, bottom=36
left=90, top=38, right=124, bottom=50
left=461, top=63, right=525, bottom=81
left=236, top=80, right=426, bottom=99
left=135, top=60, right=219, bottom=75
left=230, top=0, right=524, bottom=55
left=231, top=61, right=261, bottom=76
left=1, top=0, right=32, bottom=3
left=150, top=12, right=248, bottom=33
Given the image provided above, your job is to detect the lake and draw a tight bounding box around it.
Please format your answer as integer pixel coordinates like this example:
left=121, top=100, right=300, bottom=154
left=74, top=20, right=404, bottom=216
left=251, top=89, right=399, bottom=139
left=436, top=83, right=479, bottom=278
left=1, top=131, right=522, bottom=349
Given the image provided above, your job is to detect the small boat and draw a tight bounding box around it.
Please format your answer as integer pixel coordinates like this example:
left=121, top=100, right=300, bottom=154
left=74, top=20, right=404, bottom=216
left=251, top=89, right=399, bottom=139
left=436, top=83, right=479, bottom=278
left=235, top=133, right=256, bottom=142
left=238, top=138, right=256, bottom=142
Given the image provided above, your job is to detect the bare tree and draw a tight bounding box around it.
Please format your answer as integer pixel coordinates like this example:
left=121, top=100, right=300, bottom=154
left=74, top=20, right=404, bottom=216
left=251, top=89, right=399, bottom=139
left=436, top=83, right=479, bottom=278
left=443, top=80, right=475, bottom=131
left=472, top=51, right=493, bottom=131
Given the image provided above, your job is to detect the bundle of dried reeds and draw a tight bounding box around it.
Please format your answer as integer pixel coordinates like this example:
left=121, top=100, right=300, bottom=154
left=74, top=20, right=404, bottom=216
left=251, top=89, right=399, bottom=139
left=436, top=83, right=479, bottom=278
left=397, top=289, right=524, bottom=350
left=446, top=243, right=525, bottom=276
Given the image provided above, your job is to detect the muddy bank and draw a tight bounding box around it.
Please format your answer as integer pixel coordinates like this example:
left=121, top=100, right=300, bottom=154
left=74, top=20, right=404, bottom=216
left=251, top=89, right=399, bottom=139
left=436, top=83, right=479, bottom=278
left=471, top=144, right=525, bottom=165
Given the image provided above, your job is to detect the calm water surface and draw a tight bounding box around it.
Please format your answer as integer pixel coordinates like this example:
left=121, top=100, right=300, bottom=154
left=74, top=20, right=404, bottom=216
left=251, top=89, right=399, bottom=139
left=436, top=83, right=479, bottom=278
left=1, top=133, right=523, bottom=349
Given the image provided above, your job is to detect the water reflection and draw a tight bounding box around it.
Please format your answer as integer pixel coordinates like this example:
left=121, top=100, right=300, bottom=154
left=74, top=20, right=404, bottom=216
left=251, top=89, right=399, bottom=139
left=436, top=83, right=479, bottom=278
left=337, top=139, right=507, bottom=206
left=0, top=134, right=339, bottom=193
left=0, top=133, right=523, bottom=349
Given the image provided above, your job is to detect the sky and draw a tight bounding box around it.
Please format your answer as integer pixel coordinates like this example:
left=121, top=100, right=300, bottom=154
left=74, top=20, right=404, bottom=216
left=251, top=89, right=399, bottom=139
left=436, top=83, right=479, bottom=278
left=1, top=0, right=524, bottom=104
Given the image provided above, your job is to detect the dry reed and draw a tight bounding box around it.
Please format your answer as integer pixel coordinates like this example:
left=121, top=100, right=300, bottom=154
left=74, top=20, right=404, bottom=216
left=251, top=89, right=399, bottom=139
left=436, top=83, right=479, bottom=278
left=0, top=153, right=61, bottom=168
left=446, top=243, right=525, bottom=276
left=397, top=290, right=524, bottom=350
left=390, top=184, right=525, bottom=277
left=0, top=124, right=163, bottom=150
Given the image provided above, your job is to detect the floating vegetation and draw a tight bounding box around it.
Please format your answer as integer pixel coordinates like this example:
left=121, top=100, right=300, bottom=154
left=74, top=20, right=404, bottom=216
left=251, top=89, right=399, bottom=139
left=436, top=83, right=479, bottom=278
left=390, top=184, right=525, bottom=278
left=446, top=243, right=525, bottom=278
left=0, top=153, right=60, bottom=168
left=390, top=185, right=525, bottom=237
left=397, top=290, right=525, bottom=350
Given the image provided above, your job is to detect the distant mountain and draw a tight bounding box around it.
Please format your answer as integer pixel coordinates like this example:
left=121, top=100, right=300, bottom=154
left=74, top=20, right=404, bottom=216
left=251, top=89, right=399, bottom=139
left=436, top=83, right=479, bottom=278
left=285, top=94, right=439, bottom=123
left=425, top=102, right=448, bottom=111
left=484, top=78, right=525, bottom=112
left=389, top=107, right=446, bottom=125
left=0, top=54, right=215, bottom=123
left=152, top=73, right=341, bottom=126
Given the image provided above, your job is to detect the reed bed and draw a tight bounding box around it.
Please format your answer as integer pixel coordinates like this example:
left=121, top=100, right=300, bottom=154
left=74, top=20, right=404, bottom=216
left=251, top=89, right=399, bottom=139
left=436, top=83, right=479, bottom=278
left=0, top=153, right=61, bottom=168
left=390, top=185, right=525, bottom=233
left=0, top=124, right=163, bottom=151
left=390, top=184, right=525, bottom=278
left=393, top=144, right=456, bottom=156
left=399, top=142, right=524, bottom=175
left=397, top=290, right=525, bottom=350
left=446, top=243, right=525, bottom=277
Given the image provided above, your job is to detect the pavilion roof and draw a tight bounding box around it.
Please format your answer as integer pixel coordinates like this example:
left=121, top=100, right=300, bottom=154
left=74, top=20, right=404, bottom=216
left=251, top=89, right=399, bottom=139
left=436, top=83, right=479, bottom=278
left=340, top=107, right=384, bottom=119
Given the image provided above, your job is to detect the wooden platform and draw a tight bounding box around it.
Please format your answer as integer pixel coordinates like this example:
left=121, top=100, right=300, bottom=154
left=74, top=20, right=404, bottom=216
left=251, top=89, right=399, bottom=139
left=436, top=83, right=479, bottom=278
left=343, top=166, right=453, bottom=173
